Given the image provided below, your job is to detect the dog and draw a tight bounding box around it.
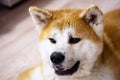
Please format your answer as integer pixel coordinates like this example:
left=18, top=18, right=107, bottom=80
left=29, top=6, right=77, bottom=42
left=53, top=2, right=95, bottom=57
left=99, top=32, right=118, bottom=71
left=17, top=5, right=120, bottom=80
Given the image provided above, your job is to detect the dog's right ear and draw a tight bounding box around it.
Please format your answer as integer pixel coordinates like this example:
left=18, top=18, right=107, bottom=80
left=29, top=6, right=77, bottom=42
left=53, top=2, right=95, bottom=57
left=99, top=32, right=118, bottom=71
left=29, top=6, right=52, bottom=31
left=80, top=5, right=103, bottom=39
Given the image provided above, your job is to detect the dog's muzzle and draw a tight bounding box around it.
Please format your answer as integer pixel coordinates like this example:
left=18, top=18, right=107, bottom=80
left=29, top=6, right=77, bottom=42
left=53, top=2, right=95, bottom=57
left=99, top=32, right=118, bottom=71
left=54, top=61, right=80, bottom=75
left=50, top=52, right=80, bottom=75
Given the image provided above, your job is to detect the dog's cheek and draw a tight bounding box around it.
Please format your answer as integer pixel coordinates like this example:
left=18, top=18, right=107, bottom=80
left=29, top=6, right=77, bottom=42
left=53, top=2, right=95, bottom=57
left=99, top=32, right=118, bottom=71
left=73, top=40, right=102, bottom=76
left=80, top=40, right=101, bottom=72
left=39, top=40, right=55, bottom=62
left=73, top=40, right=86, bottom=60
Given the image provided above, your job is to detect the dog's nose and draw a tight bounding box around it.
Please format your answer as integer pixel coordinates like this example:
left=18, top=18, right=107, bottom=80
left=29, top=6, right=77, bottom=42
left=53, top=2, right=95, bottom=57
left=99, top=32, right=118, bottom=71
left=50, top=52, right=65, bottom=64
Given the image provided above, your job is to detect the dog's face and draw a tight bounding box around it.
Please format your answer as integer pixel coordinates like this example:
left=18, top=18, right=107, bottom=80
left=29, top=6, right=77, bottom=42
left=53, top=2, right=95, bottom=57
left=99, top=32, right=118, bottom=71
left=29, top=5, right=104, bottom=78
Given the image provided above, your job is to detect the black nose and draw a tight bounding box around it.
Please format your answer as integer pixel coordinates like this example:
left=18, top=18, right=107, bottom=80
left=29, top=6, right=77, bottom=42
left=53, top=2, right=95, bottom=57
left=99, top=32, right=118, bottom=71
left=50, top=52, right=65, bottom=64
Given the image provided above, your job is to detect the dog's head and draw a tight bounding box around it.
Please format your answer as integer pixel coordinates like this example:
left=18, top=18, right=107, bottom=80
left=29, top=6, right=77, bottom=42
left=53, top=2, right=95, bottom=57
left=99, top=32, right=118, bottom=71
left=29, top=5, right=104, bottom=78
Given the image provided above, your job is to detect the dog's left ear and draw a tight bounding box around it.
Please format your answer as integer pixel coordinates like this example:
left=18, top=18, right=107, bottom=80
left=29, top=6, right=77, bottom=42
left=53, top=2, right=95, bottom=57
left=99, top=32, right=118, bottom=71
left=80, top=5, right=104, bottom=39
left=29, top=6, right=52, bottom=31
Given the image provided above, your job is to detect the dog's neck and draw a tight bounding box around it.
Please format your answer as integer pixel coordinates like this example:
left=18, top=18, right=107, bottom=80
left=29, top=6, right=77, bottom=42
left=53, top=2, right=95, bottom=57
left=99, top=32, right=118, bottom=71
left=95, top=39, right=120, bottom=80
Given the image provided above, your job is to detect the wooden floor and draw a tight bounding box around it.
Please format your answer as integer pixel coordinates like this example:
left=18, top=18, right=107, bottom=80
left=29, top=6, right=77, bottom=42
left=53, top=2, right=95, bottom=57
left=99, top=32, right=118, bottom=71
left=0, top=0, right=120, bottom=80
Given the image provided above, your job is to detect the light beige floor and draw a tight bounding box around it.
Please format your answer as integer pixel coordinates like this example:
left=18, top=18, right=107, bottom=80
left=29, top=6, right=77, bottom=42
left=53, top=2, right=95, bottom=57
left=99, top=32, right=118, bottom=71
left=0, top=0, right=120, bottom=80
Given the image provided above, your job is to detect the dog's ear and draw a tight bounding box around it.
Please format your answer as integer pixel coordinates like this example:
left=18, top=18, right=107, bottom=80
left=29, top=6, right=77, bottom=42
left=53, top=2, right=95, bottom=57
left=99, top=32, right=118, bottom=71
left=80, top=5, right=104, bottom=39
left=29, top=6, right=52, bottom=31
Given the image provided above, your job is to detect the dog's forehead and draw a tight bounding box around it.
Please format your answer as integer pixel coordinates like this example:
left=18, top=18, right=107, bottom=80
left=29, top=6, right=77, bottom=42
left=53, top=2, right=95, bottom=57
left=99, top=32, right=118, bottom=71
left=51, top=27, right=74, bottom=38
left=39, top=9, right=99, bottom=43
left=50, top=28, right=73, bottom=45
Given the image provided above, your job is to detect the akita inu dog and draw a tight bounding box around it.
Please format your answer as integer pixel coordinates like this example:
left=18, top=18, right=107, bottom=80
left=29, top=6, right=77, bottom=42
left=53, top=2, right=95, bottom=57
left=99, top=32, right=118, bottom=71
left=17, top=5, right=120, bottom=80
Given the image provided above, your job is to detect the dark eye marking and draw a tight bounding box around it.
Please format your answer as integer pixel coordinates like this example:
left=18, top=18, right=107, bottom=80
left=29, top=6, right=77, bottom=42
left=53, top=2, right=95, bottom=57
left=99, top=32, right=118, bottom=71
left=69, top=36, right=81, bottom=44
left=49, top=38, right=56, bottom=44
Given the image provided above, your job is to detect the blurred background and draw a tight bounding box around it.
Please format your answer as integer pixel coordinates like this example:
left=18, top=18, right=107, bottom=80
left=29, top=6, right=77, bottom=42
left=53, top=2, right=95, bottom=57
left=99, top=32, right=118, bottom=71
left=0, top=0, right=120, bottom=80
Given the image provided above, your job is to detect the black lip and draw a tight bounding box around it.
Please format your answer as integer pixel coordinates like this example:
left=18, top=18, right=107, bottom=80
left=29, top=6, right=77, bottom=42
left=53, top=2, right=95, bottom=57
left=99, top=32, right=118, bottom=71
left=55, top=61, right=80, bottom=75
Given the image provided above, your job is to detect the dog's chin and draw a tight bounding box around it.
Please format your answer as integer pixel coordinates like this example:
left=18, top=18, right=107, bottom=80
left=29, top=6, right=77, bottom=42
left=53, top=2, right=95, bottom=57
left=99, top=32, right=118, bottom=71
left=53, top=61, right=80, bottom=76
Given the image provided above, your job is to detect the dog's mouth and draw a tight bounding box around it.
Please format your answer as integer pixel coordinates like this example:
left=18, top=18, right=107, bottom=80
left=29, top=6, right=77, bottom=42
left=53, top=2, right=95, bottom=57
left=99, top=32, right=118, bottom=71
left=53, top=61, right=80, bottom=75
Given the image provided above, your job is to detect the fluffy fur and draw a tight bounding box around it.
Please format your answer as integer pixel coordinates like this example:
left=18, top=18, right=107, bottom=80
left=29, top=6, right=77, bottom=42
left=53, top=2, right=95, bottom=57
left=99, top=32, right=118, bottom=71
left=17, top=5, right=120, bottom=80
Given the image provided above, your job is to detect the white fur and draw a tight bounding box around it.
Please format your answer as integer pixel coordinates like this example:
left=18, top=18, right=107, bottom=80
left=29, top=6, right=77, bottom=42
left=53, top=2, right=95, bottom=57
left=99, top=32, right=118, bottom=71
left=36, top=27, right=114, bottom=80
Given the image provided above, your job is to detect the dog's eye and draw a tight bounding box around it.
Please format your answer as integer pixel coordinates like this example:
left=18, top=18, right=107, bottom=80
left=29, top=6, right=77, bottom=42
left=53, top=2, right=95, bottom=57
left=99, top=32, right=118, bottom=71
left=49, top=38, right=56, bottom=44
left=69, top=37, right=81, bottom=44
